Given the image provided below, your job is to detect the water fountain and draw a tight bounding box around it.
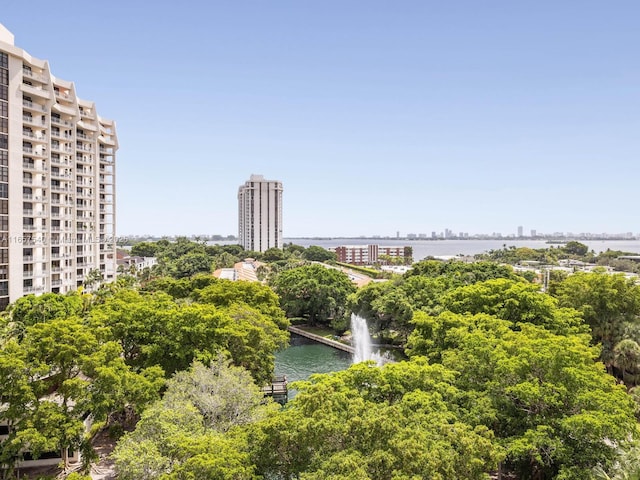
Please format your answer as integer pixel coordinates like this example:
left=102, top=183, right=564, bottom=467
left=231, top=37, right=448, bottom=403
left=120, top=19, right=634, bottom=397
left=351, top=313, right=384, bottom=365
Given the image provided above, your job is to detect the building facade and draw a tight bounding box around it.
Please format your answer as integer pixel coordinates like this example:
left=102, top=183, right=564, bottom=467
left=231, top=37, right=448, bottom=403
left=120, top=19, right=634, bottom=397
left=0, top=24, right=117, bottom=309
left=238, top=174, right=282, bottom=253
left=332, top=244, right=408, bottom=266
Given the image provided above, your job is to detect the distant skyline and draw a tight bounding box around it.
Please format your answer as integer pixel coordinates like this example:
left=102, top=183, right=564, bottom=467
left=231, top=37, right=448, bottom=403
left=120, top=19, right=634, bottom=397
left=3, top=1, right=639, bottom=237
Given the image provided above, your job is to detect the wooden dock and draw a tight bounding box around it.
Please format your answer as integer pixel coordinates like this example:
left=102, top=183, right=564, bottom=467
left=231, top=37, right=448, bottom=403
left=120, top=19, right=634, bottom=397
left=262, top=375, right=289, bottom=404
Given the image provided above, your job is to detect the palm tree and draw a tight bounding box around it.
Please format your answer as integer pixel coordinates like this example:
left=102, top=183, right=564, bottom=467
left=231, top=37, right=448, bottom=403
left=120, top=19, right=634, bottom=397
left=593, top=439, right=640, bottom=479
left=613, top=338, right=640, bottom=387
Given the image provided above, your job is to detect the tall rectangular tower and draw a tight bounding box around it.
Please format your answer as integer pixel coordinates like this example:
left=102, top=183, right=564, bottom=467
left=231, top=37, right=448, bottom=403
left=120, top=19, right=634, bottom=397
left=238, top=174, right=283, bottom=253
left=0, top=24, right=117, bottom=309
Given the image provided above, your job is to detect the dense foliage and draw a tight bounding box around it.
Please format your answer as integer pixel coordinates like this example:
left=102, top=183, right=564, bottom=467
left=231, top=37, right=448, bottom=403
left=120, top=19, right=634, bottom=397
left=0, top=274, right=289, bottom=477
left=2, top=241, right=640, bottom=479
left=271, top=264, right=356, bottom=327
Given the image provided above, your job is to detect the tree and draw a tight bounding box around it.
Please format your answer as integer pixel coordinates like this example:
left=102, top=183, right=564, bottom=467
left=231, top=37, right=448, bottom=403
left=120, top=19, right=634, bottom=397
left=113, top=358, right=270, bottom=480
left=271, top=264, right=355, bottom=325
left=442, top=278, right=588, bottom=335
left=249, top=360, right=502, bottom=479
left=193, top=278, right=288, bottom=329
left=405, top=259, right=518, bottom=285
left=130, top=242, right=159, bottom=258
left=554, top=271, right=640, bottom=375
left=301, top=245, right=336, bottom=262
left=408, top=312, right=638, bottom=479
left=173, top=251, right=212, bottom=278
left=262, top=247, right=285, bottom=262
left=5, top=292, right=86, bottom=332
left=613, top=338, right=640, bottom=386
left=563, top=241, right=589, bottom=257
left=0, top=315, right=164, bottom=474
left=83, top=268, right=104, bottom=290
left=593, top=438, right=640, bottom=480
left=89, top=287, right=287, bottom=384
left=283, top=243, right=306, bottom=257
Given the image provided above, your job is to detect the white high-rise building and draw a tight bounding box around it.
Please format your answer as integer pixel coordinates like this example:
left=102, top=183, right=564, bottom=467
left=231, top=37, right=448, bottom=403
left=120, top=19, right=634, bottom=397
left=0, top=24, right=117, bottom=309
left=238, top=174, right=283, bottom=253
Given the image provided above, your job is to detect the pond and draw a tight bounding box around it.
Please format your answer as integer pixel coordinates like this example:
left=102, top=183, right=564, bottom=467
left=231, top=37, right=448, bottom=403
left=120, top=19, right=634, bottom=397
left=274, top=333, right=353, bottom=398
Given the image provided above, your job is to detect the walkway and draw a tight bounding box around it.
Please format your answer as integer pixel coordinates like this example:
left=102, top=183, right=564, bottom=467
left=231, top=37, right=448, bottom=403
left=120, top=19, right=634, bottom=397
left=288, top=326, right=355, bottom=354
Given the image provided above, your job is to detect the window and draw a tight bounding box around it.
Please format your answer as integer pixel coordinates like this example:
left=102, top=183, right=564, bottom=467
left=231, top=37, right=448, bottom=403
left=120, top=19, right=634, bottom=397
left=0, top=101, right=6, bottom=117
left=0, top=134, right=6, bottom=150
left=0, top=69, right=7, bottom=85
left=0, top=118, right=7, bottom=133
left=0, top=184, right=7, bottom=199
left=0, top=151, right=6, bottom=165
left=0, top=85, right=6, bottom=101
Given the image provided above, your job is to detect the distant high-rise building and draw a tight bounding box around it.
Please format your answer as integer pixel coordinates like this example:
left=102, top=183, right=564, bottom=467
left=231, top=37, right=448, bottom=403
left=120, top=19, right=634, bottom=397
left=0, top=24, right=117, bottom=309
left=531, top=229, right=537, bottom=237
left=238, top=174, right=283, bottom=253
left=517, top=226, right=524, bottom=237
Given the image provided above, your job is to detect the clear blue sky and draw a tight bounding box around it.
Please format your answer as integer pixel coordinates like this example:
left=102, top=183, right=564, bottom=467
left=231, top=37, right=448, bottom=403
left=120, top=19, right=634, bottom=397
left=3, top=1, right=639, bottom=237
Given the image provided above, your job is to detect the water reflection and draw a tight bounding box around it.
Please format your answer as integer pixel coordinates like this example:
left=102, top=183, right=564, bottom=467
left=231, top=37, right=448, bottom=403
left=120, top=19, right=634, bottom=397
left=274, top=333, right=352, bottom=398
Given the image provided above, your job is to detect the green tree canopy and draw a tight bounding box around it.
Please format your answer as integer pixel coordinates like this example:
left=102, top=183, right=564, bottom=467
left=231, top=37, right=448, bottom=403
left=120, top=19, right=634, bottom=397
left=113, top=358, right=272, bottom=480
left=89, top=288, right=287, bottom=384
left=301, top=245, right=337, bottom=262
left=271, top=264, right=355, bottom=325
left=553, top=270, right=640, bottom=376
left=249, top=360, right=502, bottom=479
left=442, top=278, right=587, bottom=335
left=407, top=311, right=638, bottom=479
left=130, top=242, right=159, bottom=258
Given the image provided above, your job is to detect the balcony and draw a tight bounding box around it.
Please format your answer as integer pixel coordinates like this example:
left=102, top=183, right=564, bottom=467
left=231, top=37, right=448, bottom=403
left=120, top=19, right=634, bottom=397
left=52, top=102, right=77, bottom=117
left=98, top=135, right=116, bottom=146
left=77, top=120, right=97, bottom=131
left=22, top=100, right=48, bottom=112
left=22, top=68, right=48, bottom=83
left=54, top=89, right=71, bottom=100
left=23, top=178, right=47, bottom=187
left=23, top=285, right=46, bottom=294
left=50, top=130, right=64, bottom=140
left=23, top=131, right=47, bottom=143
left=21, top=83, right=51, bottom=99
left=50, top=171, right=72, bottom=179
left=24, top=209, right=46, bottom=217
left=22, top=146, right=47, bottom=157
left=51, top=144, right=73, bottom=154
left=23, top=115, right=46, bottom=127
left=80, top=109, right=96, bottom=119
left=51, top=157, right=70, bottom=166
left=51, top=116, right=74, bottom=127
